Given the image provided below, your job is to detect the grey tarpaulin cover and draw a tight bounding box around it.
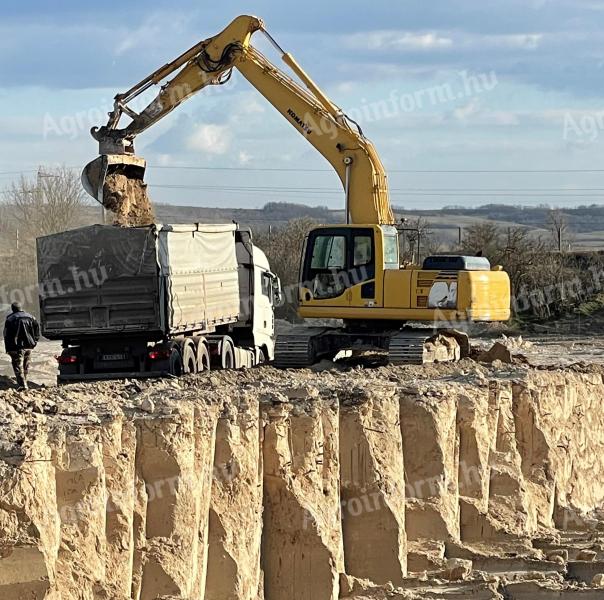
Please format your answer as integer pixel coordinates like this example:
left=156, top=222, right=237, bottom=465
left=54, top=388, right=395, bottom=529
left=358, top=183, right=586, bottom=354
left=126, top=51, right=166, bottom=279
left=37, top=224, right=240, bottom=338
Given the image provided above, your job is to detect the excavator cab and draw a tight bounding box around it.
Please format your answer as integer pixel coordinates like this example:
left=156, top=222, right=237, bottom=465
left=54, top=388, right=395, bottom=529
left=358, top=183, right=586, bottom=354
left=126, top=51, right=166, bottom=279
left=299, top=225, right=396, bottom=311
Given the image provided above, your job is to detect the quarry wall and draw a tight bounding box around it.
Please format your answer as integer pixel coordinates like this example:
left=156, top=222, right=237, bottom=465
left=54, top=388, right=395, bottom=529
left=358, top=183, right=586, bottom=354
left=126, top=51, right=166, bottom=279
left=1, top=363, right=604, bottom=598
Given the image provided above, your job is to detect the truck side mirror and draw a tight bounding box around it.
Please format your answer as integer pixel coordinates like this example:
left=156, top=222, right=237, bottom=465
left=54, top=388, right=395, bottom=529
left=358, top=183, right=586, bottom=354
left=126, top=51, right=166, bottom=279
left=272, top=275, right=283, bottom=307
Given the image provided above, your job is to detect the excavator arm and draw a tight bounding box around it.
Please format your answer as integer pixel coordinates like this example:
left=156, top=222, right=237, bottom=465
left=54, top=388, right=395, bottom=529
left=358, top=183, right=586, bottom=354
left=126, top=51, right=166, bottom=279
left=84, top=15, right=394, bottom=225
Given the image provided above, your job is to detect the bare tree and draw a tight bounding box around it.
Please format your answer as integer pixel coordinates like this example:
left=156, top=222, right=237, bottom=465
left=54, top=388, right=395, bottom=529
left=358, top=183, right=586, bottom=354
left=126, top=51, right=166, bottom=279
left=0, top=202, right=9, bottom=231
left=499, top=227, right=548, bottom=293
left=548, top=209, right=569, bottom=252
left=6, top=167, right=89, bottom=250
left=401, top=217, right=438, bottom=263
left=0, top=167, right=91, bottom=314
left=461, top=222, right=502, bottom=260
left=254, top=217, right=318, bottom=320
left=255, top=218, right=317, bottom=287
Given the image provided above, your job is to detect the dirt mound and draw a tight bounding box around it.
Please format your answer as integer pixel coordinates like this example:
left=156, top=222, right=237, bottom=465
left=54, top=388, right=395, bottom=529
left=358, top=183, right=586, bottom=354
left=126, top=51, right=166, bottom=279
left=103, top=173, right=155, bottom=226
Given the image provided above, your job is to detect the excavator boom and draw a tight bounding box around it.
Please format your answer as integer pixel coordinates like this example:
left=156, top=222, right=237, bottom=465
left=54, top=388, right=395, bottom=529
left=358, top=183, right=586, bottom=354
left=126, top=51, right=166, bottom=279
left=83, top=15, right=394, bottom=225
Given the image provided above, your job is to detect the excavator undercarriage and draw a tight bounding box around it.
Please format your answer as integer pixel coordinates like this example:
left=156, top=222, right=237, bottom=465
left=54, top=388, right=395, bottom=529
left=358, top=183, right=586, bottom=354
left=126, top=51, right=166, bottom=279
left=274, top=326, right=470, bottom=368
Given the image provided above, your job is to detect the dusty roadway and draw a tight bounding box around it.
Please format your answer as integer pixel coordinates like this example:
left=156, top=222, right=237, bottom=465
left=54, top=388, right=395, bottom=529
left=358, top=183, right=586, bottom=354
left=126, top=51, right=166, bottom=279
left=474, top=332, right=604, bottom=367
left=0, top=339, right=61, bottom=389
left=2, top=333, right=604, bottom=391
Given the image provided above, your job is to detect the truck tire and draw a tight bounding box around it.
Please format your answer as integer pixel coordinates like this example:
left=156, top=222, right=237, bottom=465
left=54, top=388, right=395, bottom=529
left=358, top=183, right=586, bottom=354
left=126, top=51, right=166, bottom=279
left=221, top=338, right=235, bottom=370
left=181, top=339, right=198, bottom=375
left=257, top=347, right=267, bottom=365
left=196, top=340, right=211, bottom=372
left=169, top=348, right=184, bottom=377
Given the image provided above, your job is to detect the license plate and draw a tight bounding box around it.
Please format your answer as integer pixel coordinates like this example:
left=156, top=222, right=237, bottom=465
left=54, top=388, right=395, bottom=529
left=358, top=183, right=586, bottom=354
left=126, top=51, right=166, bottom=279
left=102, top=353, right=128, bottom=361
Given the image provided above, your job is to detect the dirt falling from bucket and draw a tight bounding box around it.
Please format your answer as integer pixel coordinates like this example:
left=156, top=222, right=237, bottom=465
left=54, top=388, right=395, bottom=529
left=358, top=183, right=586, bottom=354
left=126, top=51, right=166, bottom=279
left=103, top=173, right=155, bottom=227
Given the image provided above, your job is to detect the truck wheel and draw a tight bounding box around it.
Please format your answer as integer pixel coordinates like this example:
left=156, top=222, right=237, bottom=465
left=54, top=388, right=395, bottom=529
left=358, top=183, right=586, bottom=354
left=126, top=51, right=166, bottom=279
left=197, top=343, right=211, bottom=372
left=169, top=348, right=183, bottom=376
left=182, top=339, right=198, bottom=374
left=257, top=348, right=267, bottom=365
left=221, top=339, right=235, bottom=370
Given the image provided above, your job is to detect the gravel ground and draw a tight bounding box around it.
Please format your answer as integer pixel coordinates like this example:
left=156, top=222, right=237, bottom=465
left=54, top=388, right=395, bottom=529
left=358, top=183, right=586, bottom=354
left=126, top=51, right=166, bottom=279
left=1, top=329, right=604, bottom=392
left=0, top=339, right=61, bottom=389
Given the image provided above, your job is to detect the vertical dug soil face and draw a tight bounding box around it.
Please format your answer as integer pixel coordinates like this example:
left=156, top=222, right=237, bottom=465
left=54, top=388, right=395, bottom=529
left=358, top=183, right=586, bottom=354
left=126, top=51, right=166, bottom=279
left=103, top=174, right=155, bottom=227
left=205, top=394, right=262, bottom=600
left=1, top=364, right=604, bottom=598
left=400, top=385, right=460, bottom=547
left=261, top=390, right=344, bottom=600
left=339, top=386, right=407, bottom=585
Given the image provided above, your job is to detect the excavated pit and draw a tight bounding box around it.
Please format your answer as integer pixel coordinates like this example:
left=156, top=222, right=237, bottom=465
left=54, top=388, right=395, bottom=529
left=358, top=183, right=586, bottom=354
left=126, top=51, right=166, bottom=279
left=2, top=361, right=604, bottom=599
left=102, top=173, right=155, bottom=227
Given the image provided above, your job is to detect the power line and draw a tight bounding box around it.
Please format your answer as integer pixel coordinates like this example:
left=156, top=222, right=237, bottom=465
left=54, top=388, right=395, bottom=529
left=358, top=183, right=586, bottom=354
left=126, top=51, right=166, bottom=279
left=388, top=169, right=604, bottom=174
left=149, top=165, right=331, bottom=173
left=142, top=165, right=604, bottom=174
left=6, top=165, right=604, bottom=177
left=149, top=183, right=604, bottom=192
left=148, top=183, right=604, bottom=196
left=3, top=182, right=603, bottom=198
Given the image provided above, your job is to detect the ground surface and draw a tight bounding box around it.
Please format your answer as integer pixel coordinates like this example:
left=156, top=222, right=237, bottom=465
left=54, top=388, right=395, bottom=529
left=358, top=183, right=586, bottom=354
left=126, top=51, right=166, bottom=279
left=0, top=339, right=61, bottom=389
left=2, top=329, right=604, bottom=391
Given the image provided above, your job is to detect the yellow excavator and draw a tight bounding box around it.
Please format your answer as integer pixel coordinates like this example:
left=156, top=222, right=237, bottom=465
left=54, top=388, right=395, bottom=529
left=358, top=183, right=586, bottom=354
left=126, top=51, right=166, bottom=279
left=82, top=15, right=511, bottom=367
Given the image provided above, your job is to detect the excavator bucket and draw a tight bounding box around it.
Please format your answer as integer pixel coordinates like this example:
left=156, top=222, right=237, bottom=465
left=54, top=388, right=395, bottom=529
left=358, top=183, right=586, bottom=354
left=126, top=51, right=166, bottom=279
left=81, top=155, right=146, bottom=205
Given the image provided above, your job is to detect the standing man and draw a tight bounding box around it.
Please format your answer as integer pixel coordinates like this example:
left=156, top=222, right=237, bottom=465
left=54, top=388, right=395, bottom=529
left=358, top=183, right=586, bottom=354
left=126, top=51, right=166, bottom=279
left=3, top=302, right=40, bottom=391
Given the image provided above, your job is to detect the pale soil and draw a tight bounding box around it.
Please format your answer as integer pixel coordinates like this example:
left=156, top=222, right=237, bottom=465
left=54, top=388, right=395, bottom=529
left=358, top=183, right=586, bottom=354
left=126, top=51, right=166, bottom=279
left=2, top=361, right=604, bottom=598
left=103, top=173, right=155, bottom=227
left=0, top=339, right=61, bottom=389
left=2, top=333, right=604, bottom=598
left=2, top=331, right=604, bottom=391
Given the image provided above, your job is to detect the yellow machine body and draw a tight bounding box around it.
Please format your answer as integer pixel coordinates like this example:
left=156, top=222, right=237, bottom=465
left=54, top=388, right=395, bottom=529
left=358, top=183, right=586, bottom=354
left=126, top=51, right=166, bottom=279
left=298, top=225, right=511, bottom=323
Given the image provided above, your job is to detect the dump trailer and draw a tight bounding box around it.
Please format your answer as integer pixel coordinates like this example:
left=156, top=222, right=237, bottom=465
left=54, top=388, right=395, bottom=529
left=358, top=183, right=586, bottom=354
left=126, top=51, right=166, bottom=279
left=37, top=223, right=281, bottom=382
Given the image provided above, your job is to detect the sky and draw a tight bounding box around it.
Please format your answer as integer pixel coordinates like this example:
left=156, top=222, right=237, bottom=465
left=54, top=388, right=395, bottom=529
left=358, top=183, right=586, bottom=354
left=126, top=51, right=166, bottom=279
left=3, top=0, right=604, bottom=210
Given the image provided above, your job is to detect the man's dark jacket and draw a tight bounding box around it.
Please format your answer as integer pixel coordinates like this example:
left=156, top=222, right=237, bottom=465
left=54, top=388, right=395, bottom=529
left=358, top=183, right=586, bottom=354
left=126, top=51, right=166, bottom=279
left=3, top=311, right=40, bottom=352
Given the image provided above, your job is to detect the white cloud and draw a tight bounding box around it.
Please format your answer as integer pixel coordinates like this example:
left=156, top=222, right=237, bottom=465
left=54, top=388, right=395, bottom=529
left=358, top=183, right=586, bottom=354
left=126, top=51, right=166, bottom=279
left=186, top=124, right=230, bottom=154
left=238, top=150, right=253, bottom=164
left=352, top=31, right=453, bottom=51
left=453, top=98, right=481, bottom=122
left=331, top=81, right=357, bottom=95
left=476, top=33, right=543, bottom=50
left=114, top=12, right=189, bottom=56
left=154, top=153, right=174, bottom=166
left=451, top=99, right=521, bottom=126
left=238, top=97, right=265, bottom=115
left=346, top=30, right=544, bottom=53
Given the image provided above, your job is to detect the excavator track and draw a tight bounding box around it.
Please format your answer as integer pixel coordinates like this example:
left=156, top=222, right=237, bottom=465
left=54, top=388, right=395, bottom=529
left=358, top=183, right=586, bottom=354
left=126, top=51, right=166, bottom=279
left=273, top=328, right=328, bottom=369
left=387, top=329, right=468, bottom=365
left=387, top=330, right=431, bottom=365
left=274, top=327, right=469, bottom=369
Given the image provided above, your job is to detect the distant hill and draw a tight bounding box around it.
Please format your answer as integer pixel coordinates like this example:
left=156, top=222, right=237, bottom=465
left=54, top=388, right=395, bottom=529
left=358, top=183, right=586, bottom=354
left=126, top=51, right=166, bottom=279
left=3, top=201, right=604, bottom=250
left=151, top=201, right=604, bottom=250
left=153, top=202, right=341, bottom=229
left=398, top=204, right=604, bottom=234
